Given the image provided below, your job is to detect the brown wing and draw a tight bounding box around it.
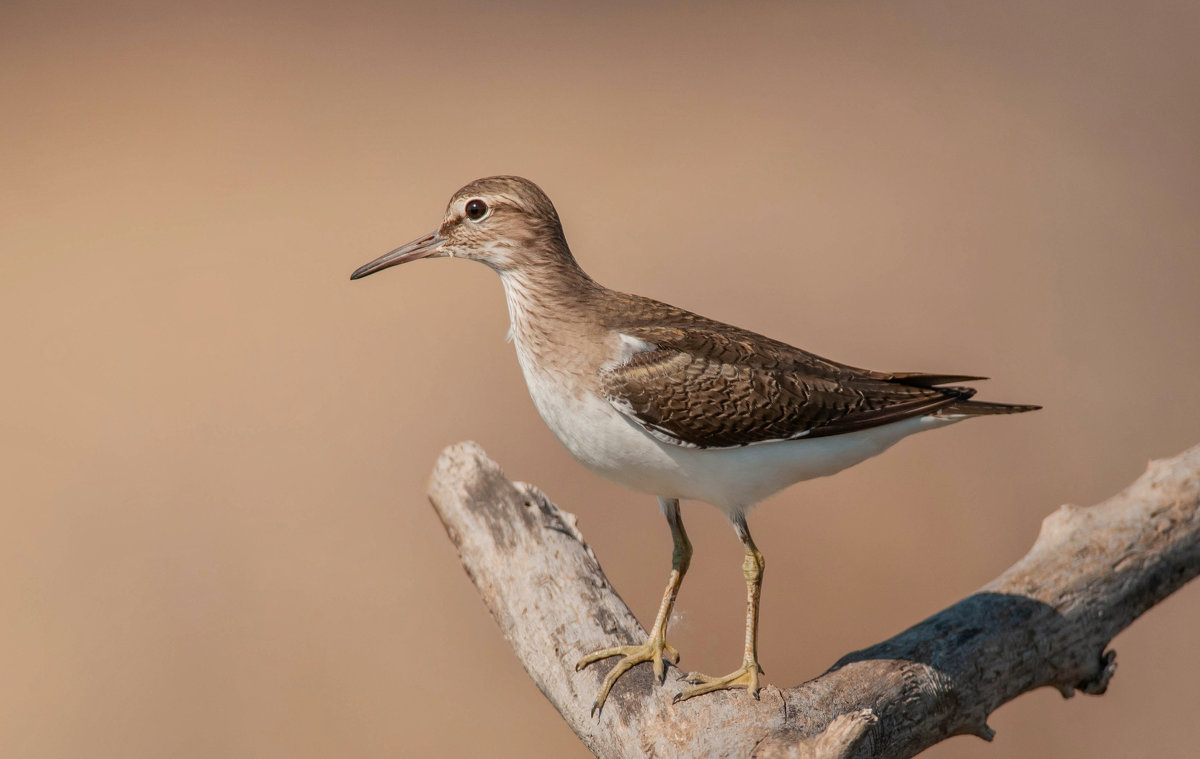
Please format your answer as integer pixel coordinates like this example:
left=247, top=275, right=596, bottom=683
left=599, top=296, right=977, bottom=449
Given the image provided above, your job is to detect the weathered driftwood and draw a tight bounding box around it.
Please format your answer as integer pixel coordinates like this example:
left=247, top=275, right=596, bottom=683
left=427, top=442, right=1200, bottom=758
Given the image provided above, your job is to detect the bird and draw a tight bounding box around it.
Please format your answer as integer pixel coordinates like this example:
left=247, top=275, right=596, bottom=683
left=350, top=175, right=1038, bottom=712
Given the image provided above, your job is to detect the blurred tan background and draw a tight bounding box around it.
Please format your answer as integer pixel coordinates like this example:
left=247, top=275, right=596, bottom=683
left=3, top=1, right=1199, bottom=756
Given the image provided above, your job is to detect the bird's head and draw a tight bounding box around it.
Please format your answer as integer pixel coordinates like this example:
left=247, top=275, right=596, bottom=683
left=351, top=176, right=571, bottom=280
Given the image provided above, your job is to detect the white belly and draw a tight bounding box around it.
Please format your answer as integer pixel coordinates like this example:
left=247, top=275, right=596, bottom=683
left=519, top=361, right=964, bottom=514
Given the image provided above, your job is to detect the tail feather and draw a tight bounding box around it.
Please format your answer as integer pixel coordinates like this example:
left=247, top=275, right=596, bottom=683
left=889, top=372, right=989, bottom=387
left=886, top=371, right=1039, bottom=416
left=938, top=400, right=1042, bottom=416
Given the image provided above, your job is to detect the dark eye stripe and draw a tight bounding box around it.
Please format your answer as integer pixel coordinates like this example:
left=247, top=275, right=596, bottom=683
left=465, top=199, right=488, bottom=221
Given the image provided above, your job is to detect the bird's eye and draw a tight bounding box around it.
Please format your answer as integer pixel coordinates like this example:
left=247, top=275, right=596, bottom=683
left=465, top=199, right=488, bottom=221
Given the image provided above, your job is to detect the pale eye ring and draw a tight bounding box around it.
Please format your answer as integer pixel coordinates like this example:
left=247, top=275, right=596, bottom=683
left=465, top=198, right=488, bottom=221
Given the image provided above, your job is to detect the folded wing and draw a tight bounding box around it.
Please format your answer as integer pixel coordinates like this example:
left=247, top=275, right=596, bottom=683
left=599, top=304, right=980, bottom=449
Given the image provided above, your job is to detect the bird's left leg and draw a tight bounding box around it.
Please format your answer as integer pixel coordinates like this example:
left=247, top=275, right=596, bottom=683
left=675, top=512, right=764, bottom=702
left=577, top=497, right=691, bottom=714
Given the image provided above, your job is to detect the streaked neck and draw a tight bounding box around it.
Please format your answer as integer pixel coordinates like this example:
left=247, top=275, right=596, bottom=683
left=498, top=253, right=605, bottom=377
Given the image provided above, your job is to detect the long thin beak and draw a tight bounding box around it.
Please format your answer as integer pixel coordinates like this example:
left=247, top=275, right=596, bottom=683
left=350, top=232, right=446, bottom=280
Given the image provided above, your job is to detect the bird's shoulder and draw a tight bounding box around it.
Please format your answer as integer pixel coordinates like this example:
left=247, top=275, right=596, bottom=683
left=598, top=291, right=892, bottom=383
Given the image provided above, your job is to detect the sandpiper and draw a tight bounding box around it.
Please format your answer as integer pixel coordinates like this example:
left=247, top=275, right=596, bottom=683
left=351, top=176, right=1038, bottom=712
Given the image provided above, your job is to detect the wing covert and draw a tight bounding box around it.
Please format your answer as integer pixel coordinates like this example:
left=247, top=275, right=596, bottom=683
left=601, top=326, right=971, bottom=449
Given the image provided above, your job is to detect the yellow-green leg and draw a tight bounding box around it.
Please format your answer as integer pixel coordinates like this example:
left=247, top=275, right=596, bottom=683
left=674, top=513, right=765, bottom=702
left=577, top=497, right=691, bottom=714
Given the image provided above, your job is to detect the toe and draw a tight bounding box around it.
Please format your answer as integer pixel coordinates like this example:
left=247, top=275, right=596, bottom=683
left=593, top=656, right=641, bottom=713
left=663, top=642, right=680, bottom=664
left=673, top=664, right=759, bottom=703
left=576, top=644, right=633, bottom=671
left=674, top=680, right=720, bottom=702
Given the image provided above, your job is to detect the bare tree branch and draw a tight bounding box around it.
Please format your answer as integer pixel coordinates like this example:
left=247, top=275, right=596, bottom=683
left=427, top=443, right=1200, bottom=758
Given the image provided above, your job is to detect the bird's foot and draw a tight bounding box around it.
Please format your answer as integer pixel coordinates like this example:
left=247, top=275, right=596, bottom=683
left=576, top=635, right=680, bottom=714
left=673, top=660, right=762, bottom=703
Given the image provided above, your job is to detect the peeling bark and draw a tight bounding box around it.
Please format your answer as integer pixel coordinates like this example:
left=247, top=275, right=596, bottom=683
left=426, top=443, right=1200, bottom=758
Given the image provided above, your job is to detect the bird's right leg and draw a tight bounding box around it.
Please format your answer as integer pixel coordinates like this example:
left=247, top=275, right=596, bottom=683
left=576, top=497, right=691, bottom=714
left=674, top=512, right=764, bottom=702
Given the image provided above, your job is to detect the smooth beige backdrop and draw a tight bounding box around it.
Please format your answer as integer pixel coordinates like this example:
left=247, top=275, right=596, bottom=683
left=3, top=2, right=1199, bottom=757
